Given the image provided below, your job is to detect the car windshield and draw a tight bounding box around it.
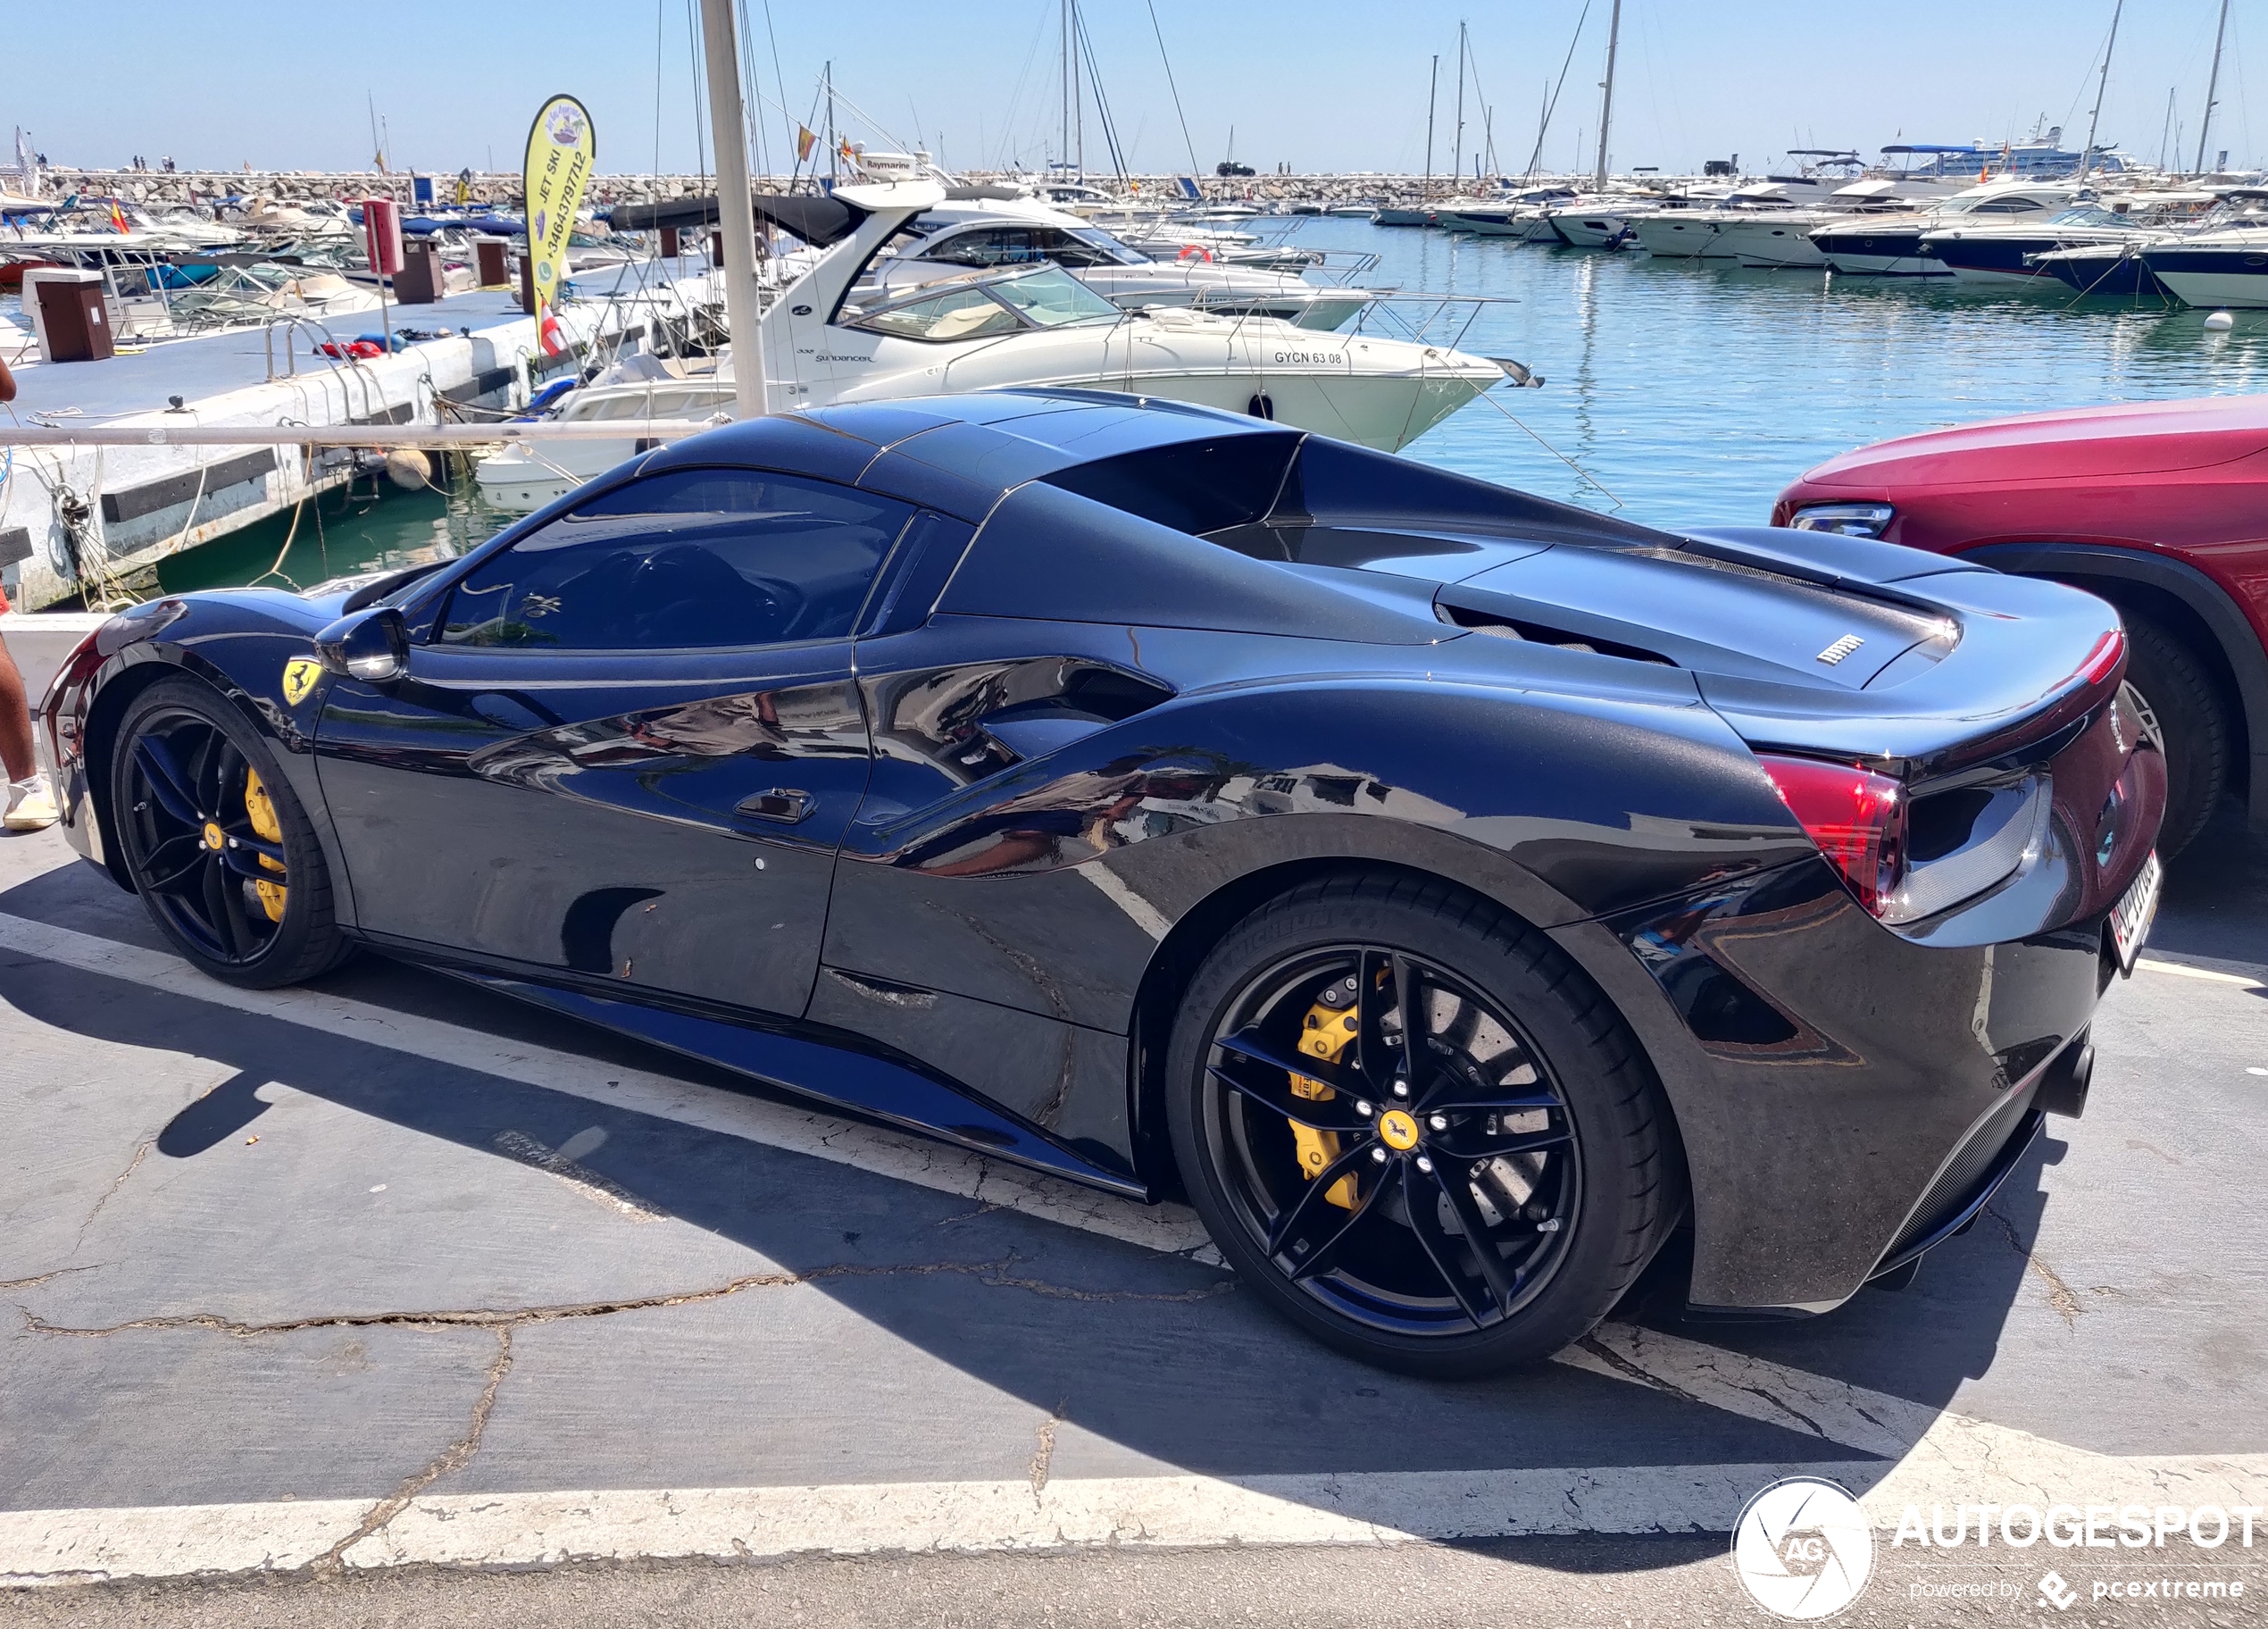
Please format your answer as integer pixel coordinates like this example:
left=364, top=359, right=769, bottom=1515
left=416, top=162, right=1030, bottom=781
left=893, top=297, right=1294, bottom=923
left=986, top=266, right=1121, bottom=326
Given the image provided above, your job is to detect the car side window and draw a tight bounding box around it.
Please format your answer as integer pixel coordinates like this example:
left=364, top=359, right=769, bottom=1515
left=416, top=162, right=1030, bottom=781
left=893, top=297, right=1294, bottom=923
left=438, top=469, right=913, bottom=651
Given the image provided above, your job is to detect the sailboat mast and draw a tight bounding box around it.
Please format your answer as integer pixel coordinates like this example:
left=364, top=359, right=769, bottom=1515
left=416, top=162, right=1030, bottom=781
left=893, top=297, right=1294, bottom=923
left=1060, top=0, right=1071, bottom=182
left=696, top=0, right=764, bottom=422
left=1594, top=0, right=1622, bottom=189
left=1451, top=21, right=1467, bottom=190
left=825, top=62, right=836, bottom=186
left=1423, top=54, right=1438, bottom=200
left=2195, top=0, right=2230, bottom=175
left=2080, top=0, right=2122, bottom=180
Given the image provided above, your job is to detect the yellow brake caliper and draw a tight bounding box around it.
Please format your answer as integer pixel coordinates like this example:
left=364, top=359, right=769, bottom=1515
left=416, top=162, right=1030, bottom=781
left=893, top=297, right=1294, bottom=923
left=1291, top=982, right=1361, bottom=1210
left=243, top=768, right=288, bottom=923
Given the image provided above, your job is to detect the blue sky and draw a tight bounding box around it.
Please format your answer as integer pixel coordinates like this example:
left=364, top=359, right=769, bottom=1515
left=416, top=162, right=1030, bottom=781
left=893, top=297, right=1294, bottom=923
left=10, top=1, right=2260, bottom=178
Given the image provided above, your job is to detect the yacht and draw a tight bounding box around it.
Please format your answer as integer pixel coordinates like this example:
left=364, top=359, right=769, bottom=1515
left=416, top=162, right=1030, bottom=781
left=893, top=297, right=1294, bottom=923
left=474, top=361, right=738, bottom=514
left=755, top=182, right=1508, bottom=451
left=1371, top=203, right=1437, bottom=227
left=1433, top=187, right=1577, bottom=238
left=863, top=199, right=1378, bottom=330
left=1714, top=178, right=2005, bottom=270
left=1627, top=184, right=1815, bottom=259
left=1918, top=194, right=2219, bottom=287
left=1805, top=180, right=2087, bottom=276
left=2038, top=189, right=2268, bottom=298
left=2139, top=226, right=2268, bottom=308
left=1541, top=193, right=1667, bottom=247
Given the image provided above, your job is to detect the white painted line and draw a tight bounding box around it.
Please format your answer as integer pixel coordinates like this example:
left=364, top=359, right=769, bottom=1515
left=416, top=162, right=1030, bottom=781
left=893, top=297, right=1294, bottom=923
left=0, top=912, right=1216, bottom=1261
left=9, top=1442, right=2268, bottom=1588
left=2136, top=957, right=2264, bottom=989
left=8, top=908, right=2264, bottom=1592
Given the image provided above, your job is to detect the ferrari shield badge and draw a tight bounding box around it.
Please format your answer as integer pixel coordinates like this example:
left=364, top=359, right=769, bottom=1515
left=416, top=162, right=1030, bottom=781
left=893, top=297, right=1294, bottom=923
left=281, top=656, right=323, bottom=707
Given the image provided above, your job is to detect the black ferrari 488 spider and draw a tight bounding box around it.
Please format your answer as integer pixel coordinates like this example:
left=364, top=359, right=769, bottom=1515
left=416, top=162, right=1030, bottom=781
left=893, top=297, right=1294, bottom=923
left=45, top=390, right=2164, bottom=1375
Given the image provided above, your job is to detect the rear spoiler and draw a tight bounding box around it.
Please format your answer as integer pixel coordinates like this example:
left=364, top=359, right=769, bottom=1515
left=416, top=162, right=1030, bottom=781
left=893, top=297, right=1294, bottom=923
left=1677, top=526, right=2126, bottom=779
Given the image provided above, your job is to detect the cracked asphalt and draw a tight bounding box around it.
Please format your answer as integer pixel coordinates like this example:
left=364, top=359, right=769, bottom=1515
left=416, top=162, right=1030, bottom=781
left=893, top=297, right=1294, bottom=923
left=3, top=804, right=2266, bottom=1626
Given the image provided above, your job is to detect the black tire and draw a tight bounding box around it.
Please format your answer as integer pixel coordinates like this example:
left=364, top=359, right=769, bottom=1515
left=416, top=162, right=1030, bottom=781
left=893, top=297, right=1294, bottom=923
left=110, top=676, right=351, bottom=989
left=1165, top=871, right=1680, bottom=1379
left=2122, top=614, right=2229, bottom=860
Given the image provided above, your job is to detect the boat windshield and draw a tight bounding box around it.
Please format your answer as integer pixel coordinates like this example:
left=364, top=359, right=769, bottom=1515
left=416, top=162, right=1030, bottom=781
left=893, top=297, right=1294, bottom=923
left=986, top=266, right=1122, bottom=326
left=2045, top=205, right=2122, bottom=227
left=853, top=284, right=1026, bottom=341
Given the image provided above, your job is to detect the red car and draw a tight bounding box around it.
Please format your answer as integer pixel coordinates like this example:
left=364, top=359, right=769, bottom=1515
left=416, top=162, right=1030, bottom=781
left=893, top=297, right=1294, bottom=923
left=1774, top=395, right=2268, bottom=856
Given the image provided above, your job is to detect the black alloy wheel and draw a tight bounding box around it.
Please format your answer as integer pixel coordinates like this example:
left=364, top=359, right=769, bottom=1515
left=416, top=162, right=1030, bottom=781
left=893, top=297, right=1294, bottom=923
left=112, top=678, right=348, bottom=989
left=1168, top=873, right=1679, bottom=1378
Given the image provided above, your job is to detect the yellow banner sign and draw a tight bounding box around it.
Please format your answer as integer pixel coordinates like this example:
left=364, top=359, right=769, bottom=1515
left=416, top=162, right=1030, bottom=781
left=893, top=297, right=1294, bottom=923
left=522, top=94, right=595, bottom=356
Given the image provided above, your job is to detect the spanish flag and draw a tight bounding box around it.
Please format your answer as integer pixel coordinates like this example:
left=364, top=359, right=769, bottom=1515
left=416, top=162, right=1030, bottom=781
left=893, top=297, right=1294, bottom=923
left=108, top=199, right=129, bottom=234
left=796, top=126, right=817, bottom=163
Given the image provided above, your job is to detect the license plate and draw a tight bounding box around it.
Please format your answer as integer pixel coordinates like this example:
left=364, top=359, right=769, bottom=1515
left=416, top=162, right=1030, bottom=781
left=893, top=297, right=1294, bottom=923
left=2109, top=849, right=2162, bottom=977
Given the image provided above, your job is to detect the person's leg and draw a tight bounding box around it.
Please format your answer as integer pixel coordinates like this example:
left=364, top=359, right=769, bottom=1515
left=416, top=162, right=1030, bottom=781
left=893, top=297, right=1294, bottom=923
left=0, top=634, right=57, bottom=830
left=0, top=635, right=38, bottom=782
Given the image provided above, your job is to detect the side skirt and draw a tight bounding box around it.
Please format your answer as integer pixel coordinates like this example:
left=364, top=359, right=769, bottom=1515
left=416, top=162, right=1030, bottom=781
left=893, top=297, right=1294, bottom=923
left=355, top=935, right=1150, bottom=1199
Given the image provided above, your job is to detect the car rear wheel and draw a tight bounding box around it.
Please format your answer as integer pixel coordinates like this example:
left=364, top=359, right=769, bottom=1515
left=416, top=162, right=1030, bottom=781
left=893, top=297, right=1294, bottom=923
left=2122, top=614, right=2229, bottom=859
left=111, top=677, right=351, bottom=989
left=1165, top=872, right=1680, bottom=1378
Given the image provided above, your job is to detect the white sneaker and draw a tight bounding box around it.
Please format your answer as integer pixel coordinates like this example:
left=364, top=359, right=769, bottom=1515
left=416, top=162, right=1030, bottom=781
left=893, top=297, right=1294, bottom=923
left=4, top=775, right=58, bottom=831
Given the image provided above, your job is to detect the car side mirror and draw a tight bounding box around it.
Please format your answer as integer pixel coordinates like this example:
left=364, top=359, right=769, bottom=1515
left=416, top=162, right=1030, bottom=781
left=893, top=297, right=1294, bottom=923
left=314, top=606, right=410, bottom=683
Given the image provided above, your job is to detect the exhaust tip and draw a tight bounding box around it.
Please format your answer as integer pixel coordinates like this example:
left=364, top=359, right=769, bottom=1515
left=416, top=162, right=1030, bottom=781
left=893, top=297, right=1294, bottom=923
left=2038, top=1040, right=2094, bottom=1120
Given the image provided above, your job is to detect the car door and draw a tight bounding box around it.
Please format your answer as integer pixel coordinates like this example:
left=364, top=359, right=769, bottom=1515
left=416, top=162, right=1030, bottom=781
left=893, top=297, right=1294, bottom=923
left=312, top=464, right=913, bottom=1019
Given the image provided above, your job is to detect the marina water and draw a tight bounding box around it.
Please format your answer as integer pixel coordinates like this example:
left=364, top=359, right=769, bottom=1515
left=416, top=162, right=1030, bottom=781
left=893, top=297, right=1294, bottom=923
left=148, top=215, right=2268, bottom=592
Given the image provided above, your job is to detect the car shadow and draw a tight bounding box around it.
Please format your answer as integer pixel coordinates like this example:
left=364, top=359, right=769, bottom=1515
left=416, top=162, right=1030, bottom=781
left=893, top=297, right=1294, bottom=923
left=0, top=860, right=2054, bottom=1552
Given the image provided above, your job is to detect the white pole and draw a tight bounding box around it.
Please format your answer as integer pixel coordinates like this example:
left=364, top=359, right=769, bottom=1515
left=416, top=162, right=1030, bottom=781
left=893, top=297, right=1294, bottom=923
left=699, top=0, right=766, bottom=422
left=2080, top=0, right=2122, bottom=180
left=1594, top=0, right=1622, bottom=190
left=2196, top=0, right=2230, bottom=176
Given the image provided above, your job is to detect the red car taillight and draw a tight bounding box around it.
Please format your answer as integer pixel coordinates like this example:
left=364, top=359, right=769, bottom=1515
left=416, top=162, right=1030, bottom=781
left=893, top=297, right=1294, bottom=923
left=1759, top=754, right=1906, bottom=917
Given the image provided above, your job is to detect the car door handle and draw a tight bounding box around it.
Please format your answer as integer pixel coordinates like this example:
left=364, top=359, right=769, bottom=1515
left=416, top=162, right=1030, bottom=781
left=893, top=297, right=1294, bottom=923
left=736, top=789, right=814, bottom=824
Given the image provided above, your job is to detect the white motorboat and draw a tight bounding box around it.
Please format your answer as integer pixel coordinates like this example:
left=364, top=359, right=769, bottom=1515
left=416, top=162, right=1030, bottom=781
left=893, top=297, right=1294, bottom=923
left=1434, top=188, right=1578, bottom=238
left=755, top=182, right=1507, bottom=452
left=1806, top=180, right=2089, bottom=277
left=1627, top=185, right=1815, bottom=259
left=1541, top=194, right=1661, bottom=247
left=863, top=199, right=1377, bottom=330
left=1371, top=204, right=1437, bottom=227
left=474, top=361, right=738, bottom=514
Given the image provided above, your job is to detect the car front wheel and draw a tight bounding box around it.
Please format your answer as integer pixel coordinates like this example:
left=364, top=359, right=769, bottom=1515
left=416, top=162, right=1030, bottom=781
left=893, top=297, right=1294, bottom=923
left=110, top=677, right=351, bottom=989
left=1165, top=872, right=1680, bottom=1378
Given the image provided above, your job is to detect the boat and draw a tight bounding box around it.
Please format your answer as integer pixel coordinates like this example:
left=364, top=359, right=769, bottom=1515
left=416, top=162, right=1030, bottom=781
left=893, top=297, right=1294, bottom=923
left=1435, top=186, right=1577, bottom=238
left=1806, top=180, right=2088, bottom=276
left=473, top=359, right=738, bottom=514
left=2139, top=227, right=2268, bottom=308
left=1717, top=178, right=2031, bottom=271
left=864, top=198, right=1377, bottom=330
left=1918, top=194, right=2219, bottom=287
left=2039, top=188, right=2268, bottom=297
left=752, top=182, right=1508, bottom=452
left=1626, top=184, right=1809, bottom=259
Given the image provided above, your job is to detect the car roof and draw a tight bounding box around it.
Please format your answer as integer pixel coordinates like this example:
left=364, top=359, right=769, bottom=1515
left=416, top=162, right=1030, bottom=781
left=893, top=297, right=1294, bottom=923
left=638, top=390, right=1288, bottom=521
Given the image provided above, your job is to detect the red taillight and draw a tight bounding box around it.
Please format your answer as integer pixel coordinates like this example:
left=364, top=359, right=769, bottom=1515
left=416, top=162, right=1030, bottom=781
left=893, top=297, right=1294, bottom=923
left=1759, top=754, right=1906, bottom=917
left=2073, top=629, right=2125, bottom=689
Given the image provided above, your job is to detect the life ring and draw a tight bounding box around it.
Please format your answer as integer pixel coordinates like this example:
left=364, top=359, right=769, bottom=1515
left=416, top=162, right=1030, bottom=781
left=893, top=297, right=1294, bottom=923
left=1177, top=244, right=1214, bottom=263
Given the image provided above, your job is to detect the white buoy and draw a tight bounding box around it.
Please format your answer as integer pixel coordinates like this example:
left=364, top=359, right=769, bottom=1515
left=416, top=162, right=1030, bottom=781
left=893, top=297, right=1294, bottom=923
left=384, top=448, right=432, bottom=489
left=2205, top=310, right=2236, bottom=331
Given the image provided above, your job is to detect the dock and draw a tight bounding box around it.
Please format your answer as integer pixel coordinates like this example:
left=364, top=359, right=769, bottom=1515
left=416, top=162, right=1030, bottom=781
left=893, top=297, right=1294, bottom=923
left=0, top=256, right=723, bottom=610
